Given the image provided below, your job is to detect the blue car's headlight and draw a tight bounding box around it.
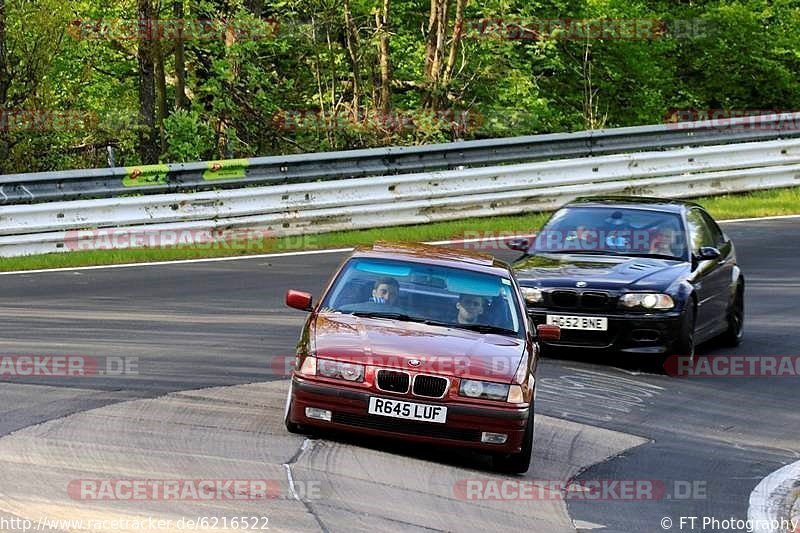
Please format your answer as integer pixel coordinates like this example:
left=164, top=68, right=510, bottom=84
left=521, top=287, right=543, bottom=304
left=619, top=293, right=675, bottom=310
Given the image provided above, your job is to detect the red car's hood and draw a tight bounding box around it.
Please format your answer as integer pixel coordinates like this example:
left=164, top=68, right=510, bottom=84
left=313, top=313, right=526, bottom=383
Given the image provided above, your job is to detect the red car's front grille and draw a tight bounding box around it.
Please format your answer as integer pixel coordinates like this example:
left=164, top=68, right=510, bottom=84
left=376, top=369, right=410, bottom=393
left=332, top=412, right=481, bottom=442
left=412, top=375, right=449, bottom=398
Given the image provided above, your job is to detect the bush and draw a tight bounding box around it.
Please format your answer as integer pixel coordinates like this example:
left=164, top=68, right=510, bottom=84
left=162, top=110, right=216, bottom=162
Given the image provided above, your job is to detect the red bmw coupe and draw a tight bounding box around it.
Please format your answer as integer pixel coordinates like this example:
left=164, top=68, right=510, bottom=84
left=283, top=242, right=560, bottom=473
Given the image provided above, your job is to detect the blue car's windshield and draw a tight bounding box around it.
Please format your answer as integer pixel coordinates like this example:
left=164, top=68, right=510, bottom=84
left=533, top=207, right=688, bottom=260
left=321, top=258, right=524, bottom=337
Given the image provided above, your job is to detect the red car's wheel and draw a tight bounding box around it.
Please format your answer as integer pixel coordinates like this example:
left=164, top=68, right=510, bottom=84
left=493, top=410, right=534, bottom=475
left=284, top=384, right=303, bottom=434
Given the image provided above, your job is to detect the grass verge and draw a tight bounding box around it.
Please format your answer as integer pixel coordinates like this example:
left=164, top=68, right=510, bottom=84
left=2, top=186, right=799, bottom=272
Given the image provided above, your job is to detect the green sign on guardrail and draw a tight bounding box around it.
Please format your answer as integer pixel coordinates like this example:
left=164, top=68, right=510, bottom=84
left=122, top=164, right=170, bottom=187
left=202, top=159, right=249, bottom=181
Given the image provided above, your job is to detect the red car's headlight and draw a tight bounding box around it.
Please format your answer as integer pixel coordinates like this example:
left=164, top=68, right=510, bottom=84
left=459, top=380, right=510, bottom=401
left=316, top=358, right=365, bottom=382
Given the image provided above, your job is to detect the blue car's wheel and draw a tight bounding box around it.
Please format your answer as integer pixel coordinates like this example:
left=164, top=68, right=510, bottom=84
left=721, top=285, right=744, bottom=347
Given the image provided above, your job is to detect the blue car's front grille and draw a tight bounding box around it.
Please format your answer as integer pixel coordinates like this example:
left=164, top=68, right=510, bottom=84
left=551, top=290, right=579, bottom=307
left=581, top=292, right=609, bottom=309
left=546, top=290, right=613, bottom=311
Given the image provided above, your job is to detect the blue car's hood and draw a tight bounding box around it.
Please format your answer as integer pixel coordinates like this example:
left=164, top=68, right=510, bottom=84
left=512, top=253, right=688, bottom=291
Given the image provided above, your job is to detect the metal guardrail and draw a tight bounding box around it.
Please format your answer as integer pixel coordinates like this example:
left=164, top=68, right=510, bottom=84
left=2, top=112, right=800, bottom=205
left=2, top=136, right=800, bottom=258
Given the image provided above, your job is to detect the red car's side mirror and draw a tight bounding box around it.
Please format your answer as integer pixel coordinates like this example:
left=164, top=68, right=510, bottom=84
left=286, top=290, right=313, bottom=312
left=536, top=324, right=561, bottom=341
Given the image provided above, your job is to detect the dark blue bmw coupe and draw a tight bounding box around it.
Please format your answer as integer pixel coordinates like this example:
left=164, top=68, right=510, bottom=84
left=509, top=196, right=744, bottom=363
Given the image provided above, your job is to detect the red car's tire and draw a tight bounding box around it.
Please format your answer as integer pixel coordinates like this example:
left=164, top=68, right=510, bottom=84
left=284, top=385, right=304, bottom=434
left=493, top=410, right=534, bottom=475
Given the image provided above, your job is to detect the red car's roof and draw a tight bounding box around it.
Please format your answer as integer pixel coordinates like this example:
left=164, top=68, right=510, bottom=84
left=351, top=241, right=512, bottom=276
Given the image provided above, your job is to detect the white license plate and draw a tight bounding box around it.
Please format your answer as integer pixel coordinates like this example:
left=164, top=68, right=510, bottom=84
left=368, top=397, right=447, bottom=424
left=546, top=314, right=608, bottom=331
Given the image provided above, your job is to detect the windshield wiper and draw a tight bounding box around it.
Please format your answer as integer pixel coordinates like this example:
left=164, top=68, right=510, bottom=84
left=453, top=323, right=518, bottom=336
left=537, top=249, right=624, bottom=256
left=349, top=312, right=516, bottom=336
left=622, top=252, right=682, bottom=261
left=349, top=312, right=456, bottom=327
left=416, top=318, right=461, bottom=329
left=350, top=311, right=417, bottom=321
left=538, top=250, right=681, bottom=260
left=351, top=313, right=470, bottom=329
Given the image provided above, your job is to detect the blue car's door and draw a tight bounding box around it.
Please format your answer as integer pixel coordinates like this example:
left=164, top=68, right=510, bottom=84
left=686, top=208, right=730, bottom=337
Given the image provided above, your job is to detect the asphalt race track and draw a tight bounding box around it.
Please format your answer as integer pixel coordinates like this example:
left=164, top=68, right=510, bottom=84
left=0, top=218, right=798, bottom=532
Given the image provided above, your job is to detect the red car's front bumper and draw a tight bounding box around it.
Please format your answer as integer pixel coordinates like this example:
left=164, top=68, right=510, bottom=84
left=287, top=376, right=531, bottom=454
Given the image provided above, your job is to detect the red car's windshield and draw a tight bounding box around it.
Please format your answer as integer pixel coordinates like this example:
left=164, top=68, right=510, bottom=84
left=321, top=258, right=524, bottom=337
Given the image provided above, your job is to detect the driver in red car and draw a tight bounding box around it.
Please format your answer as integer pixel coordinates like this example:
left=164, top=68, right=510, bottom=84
left=369, top=277, right=400, bottom=305
left=456, top=294, right=487, bottom=324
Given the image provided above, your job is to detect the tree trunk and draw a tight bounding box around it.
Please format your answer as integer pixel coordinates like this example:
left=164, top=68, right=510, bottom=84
left=219, top=8, right=240, bottom=157
left=0, top=2, right=9, bottom=171
left=137, top=0, right=159, bottom=163
left=375, top=0, right=391, bottom=113
left=342, top=0, right=361, bottom=111
left=442, top=0, right=465, bottom=86
left=245, top=0, right=262, bottom=17
left=155, top=40, right=167, bottom=153
left=434, top=0, right=448, bottom=84
left=0, top=1, right=8, bottom=106
left=423, top=0, right=438, bottom=80
left=173, top=0, right=187, bottom=109
left=424, top=0, right=450, bottom=111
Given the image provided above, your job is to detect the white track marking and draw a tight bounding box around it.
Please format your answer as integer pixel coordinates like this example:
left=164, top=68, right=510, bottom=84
left=283, top=439, right=314, bottom=501
left=748, top=459, right=800, bottom=533
left=283, top=463, right=301, bottom=501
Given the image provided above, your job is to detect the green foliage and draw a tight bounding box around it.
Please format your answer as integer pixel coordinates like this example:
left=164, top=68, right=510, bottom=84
left=162, top=109, right=216, bottom=162
left=1, top=0, right=799, bottom=173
